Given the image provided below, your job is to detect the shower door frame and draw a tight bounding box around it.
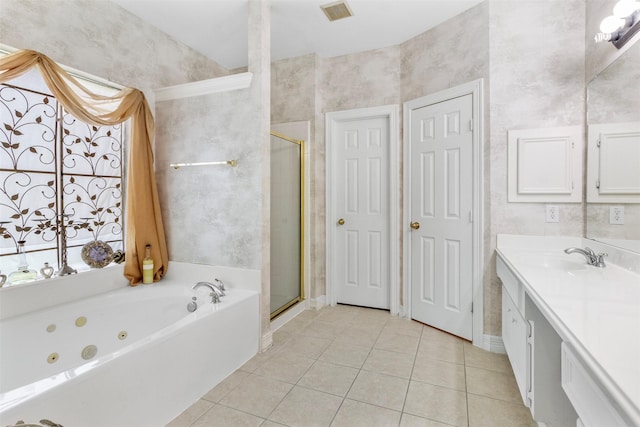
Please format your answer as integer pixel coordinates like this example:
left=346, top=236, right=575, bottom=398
left=269, top=131, right=305, bottom=320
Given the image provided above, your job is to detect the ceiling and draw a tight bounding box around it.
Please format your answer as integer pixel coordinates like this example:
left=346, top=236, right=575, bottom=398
left=113, top=0, right=484, bottom=70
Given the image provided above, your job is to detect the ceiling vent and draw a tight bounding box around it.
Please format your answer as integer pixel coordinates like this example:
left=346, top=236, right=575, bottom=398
left=320, top=0, right=354, bottom=22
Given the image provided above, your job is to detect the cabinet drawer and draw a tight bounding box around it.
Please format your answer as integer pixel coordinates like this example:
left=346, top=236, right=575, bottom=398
left=561, top=343, right=626, bottom=427
left=497, top=256, right=524, bottom=311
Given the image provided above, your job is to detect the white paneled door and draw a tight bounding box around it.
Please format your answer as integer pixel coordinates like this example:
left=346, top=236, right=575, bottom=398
left=334, top=116, right=390, bottom=309
left=409, top=94, right=473, bottom=340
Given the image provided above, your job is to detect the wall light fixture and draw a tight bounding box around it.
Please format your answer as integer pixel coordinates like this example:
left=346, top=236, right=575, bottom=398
left=595, top=0, right=640, bottom=48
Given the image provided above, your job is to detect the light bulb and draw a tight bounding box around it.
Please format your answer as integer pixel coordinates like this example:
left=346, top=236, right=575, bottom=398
left=600, top=15, right=625, bottom=33
left=613, top=0, right=640, bottom=18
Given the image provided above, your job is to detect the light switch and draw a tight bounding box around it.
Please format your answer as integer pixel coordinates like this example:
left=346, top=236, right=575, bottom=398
left=609, top=206, right=625, bottom=224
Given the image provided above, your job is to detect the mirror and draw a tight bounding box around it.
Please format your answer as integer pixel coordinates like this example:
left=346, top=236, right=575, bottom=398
left=586, top=40, right=640, bottom=253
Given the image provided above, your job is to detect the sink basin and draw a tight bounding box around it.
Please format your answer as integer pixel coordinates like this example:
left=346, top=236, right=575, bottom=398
left=516, top=254, right=588, bottom=271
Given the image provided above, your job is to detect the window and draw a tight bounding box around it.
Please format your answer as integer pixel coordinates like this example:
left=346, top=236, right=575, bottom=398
left=0, top=67, right=126, bottom=281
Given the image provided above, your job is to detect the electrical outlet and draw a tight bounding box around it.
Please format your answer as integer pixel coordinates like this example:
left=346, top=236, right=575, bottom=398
left=546, top=205, right=560, bottom=223
left=610, top=206, right=624, bottom=225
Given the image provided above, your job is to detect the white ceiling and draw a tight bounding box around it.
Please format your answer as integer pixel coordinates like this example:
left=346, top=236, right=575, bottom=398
left=113, top=0, right=484, bottom=70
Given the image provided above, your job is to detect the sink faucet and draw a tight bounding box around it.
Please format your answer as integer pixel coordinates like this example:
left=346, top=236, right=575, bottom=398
left=564, top=247, right=607, bottom=268
left=214, top=278, right=225, bottom=292
left=193, top=281, right=224, bottom=303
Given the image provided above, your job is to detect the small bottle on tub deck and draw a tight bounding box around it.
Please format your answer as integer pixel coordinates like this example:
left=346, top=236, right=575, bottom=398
left=142, top=244, right=154, bottom=284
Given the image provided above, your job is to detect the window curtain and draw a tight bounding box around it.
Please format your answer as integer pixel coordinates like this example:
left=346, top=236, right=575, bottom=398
left=0, top=49, right=168, bottom=285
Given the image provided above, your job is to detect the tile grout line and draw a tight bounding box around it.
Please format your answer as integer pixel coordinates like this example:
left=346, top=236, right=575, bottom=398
left=328, top=309, right=391, bottom=426
left=399, top=323, right=423, bottom=420
left=463, top=341, right=471, bottom=427
left=188, top=306, right=507, bottom=427
left=266, top=307, right=372, bottom=426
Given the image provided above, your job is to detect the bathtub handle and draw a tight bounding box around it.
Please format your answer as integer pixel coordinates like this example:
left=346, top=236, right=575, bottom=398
left=211, top=292, right=221, bottom=304
left=187, top=296, right=198, bottom=312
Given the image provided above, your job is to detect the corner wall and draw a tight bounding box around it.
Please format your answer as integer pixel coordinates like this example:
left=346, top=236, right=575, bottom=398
left=0, top=0, right=229, bottom=102
left=154, top=0, right=272, bottom=346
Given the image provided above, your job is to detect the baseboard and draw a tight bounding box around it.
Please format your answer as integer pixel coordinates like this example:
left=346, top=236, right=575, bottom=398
left=483, top=334, right=506, bottom=354
left=261, top=330, right=273, bottom=353
left=270, top=301, right=306, bottom=331
left=310, top=294, right=326, bottom=310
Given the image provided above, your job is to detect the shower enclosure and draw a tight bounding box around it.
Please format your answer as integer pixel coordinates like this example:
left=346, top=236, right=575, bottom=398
left=270, top=131, right=304, bottom=319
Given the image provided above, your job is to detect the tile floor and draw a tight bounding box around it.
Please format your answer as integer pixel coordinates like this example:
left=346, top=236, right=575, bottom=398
left=167, top=304, right=536, bottom=427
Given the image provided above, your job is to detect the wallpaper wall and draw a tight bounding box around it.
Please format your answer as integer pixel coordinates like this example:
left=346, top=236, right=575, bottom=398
left=154, top=90, right=262, bottom=269
left=487, top=0, right=586, bottom=335
left=0, top=0, right=229, bottom=103
left=271, top=0, right=587, bottom=337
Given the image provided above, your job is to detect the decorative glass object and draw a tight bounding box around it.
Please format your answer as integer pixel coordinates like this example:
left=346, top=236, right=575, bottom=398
left=7, top=240, right=38, bottom=285
left=81, top=240, right=113, bottom=268
left=40, top=262, right=54, bottom=279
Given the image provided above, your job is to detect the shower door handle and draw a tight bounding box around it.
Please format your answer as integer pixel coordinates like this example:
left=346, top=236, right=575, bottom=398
left=337, top=218, right=345, bottom=226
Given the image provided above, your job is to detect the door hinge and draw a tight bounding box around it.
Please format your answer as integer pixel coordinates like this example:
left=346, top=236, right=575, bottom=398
left=471, top=302, right=473, bottom=313
left=468, top=210, right=473, bottom=223
left=596, top=179, right=600, bottom=189
left=597, top=138, right=601, bottom=148
left=468, top=119, right=473, bottom=131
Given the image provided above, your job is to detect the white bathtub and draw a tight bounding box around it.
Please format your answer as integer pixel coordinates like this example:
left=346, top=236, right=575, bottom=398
left=0, top=262, right=260, bottom=426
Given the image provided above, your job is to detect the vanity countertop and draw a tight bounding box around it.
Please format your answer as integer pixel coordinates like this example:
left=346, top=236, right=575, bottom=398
left=496, top=234, right=640, bottom=425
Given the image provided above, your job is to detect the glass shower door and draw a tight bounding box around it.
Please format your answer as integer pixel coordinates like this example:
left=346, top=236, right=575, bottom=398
left=270, top=131, right=304, bottom=318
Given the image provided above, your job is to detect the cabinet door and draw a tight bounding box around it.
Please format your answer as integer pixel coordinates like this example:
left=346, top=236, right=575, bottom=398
left=561, top=343, right=627, bottom=426
left=503, top=287, right=529, bottom=406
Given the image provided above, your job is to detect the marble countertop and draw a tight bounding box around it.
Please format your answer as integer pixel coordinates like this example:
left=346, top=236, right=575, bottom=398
left=496, top=234, right=640, bottom=425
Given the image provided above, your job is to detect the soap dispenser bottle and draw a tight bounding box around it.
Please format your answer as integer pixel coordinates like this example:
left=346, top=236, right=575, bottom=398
left=142, top=244, right=154, bottom=284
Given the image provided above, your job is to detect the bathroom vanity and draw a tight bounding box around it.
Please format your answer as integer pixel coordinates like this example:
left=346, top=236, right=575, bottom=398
left=496, top=235, right=640, bottom=427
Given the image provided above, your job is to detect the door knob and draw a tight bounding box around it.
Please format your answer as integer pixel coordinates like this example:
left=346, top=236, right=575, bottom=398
left=337, top=218, right=345, bottom=226
left=410, top=221, right=420, bottom=230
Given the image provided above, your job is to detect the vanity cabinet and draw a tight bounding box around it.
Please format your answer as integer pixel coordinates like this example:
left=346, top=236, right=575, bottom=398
left=498, top=256, right=579, bottom=426
left=496, top=235, right=640, bottom=427
left=561, top=343, right=627, bottom=427
left=497, top=257, right=530, bottom=406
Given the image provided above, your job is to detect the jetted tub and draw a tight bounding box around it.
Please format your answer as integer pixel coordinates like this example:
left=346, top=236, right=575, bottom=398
left=0, top=261, right=260, bottom=426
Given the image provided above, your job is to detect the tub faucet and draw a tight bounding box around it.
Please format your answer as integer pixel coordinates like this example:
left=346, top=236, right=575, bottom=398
left=193, top=281, right=224, bottom=303
left=564, top=247, right=607, bottom=267
left=208, top=280, right=225, bottom=296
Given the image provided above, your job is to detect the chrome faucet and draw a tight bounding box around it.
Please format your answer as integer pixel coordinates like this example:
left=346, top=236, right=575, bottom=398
left=207, top=280, right=225, bottom=297
left=564, top=247, right=607, bottom=268
left=192, top=281, right=224, bottom=303
left=214, top=278, right=225, bottom=292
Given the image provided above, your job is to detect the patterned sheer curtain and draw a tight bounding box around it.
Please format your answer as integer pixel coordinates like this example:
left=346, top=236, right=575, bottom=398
left=0, top=50, right=168, bottom=285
